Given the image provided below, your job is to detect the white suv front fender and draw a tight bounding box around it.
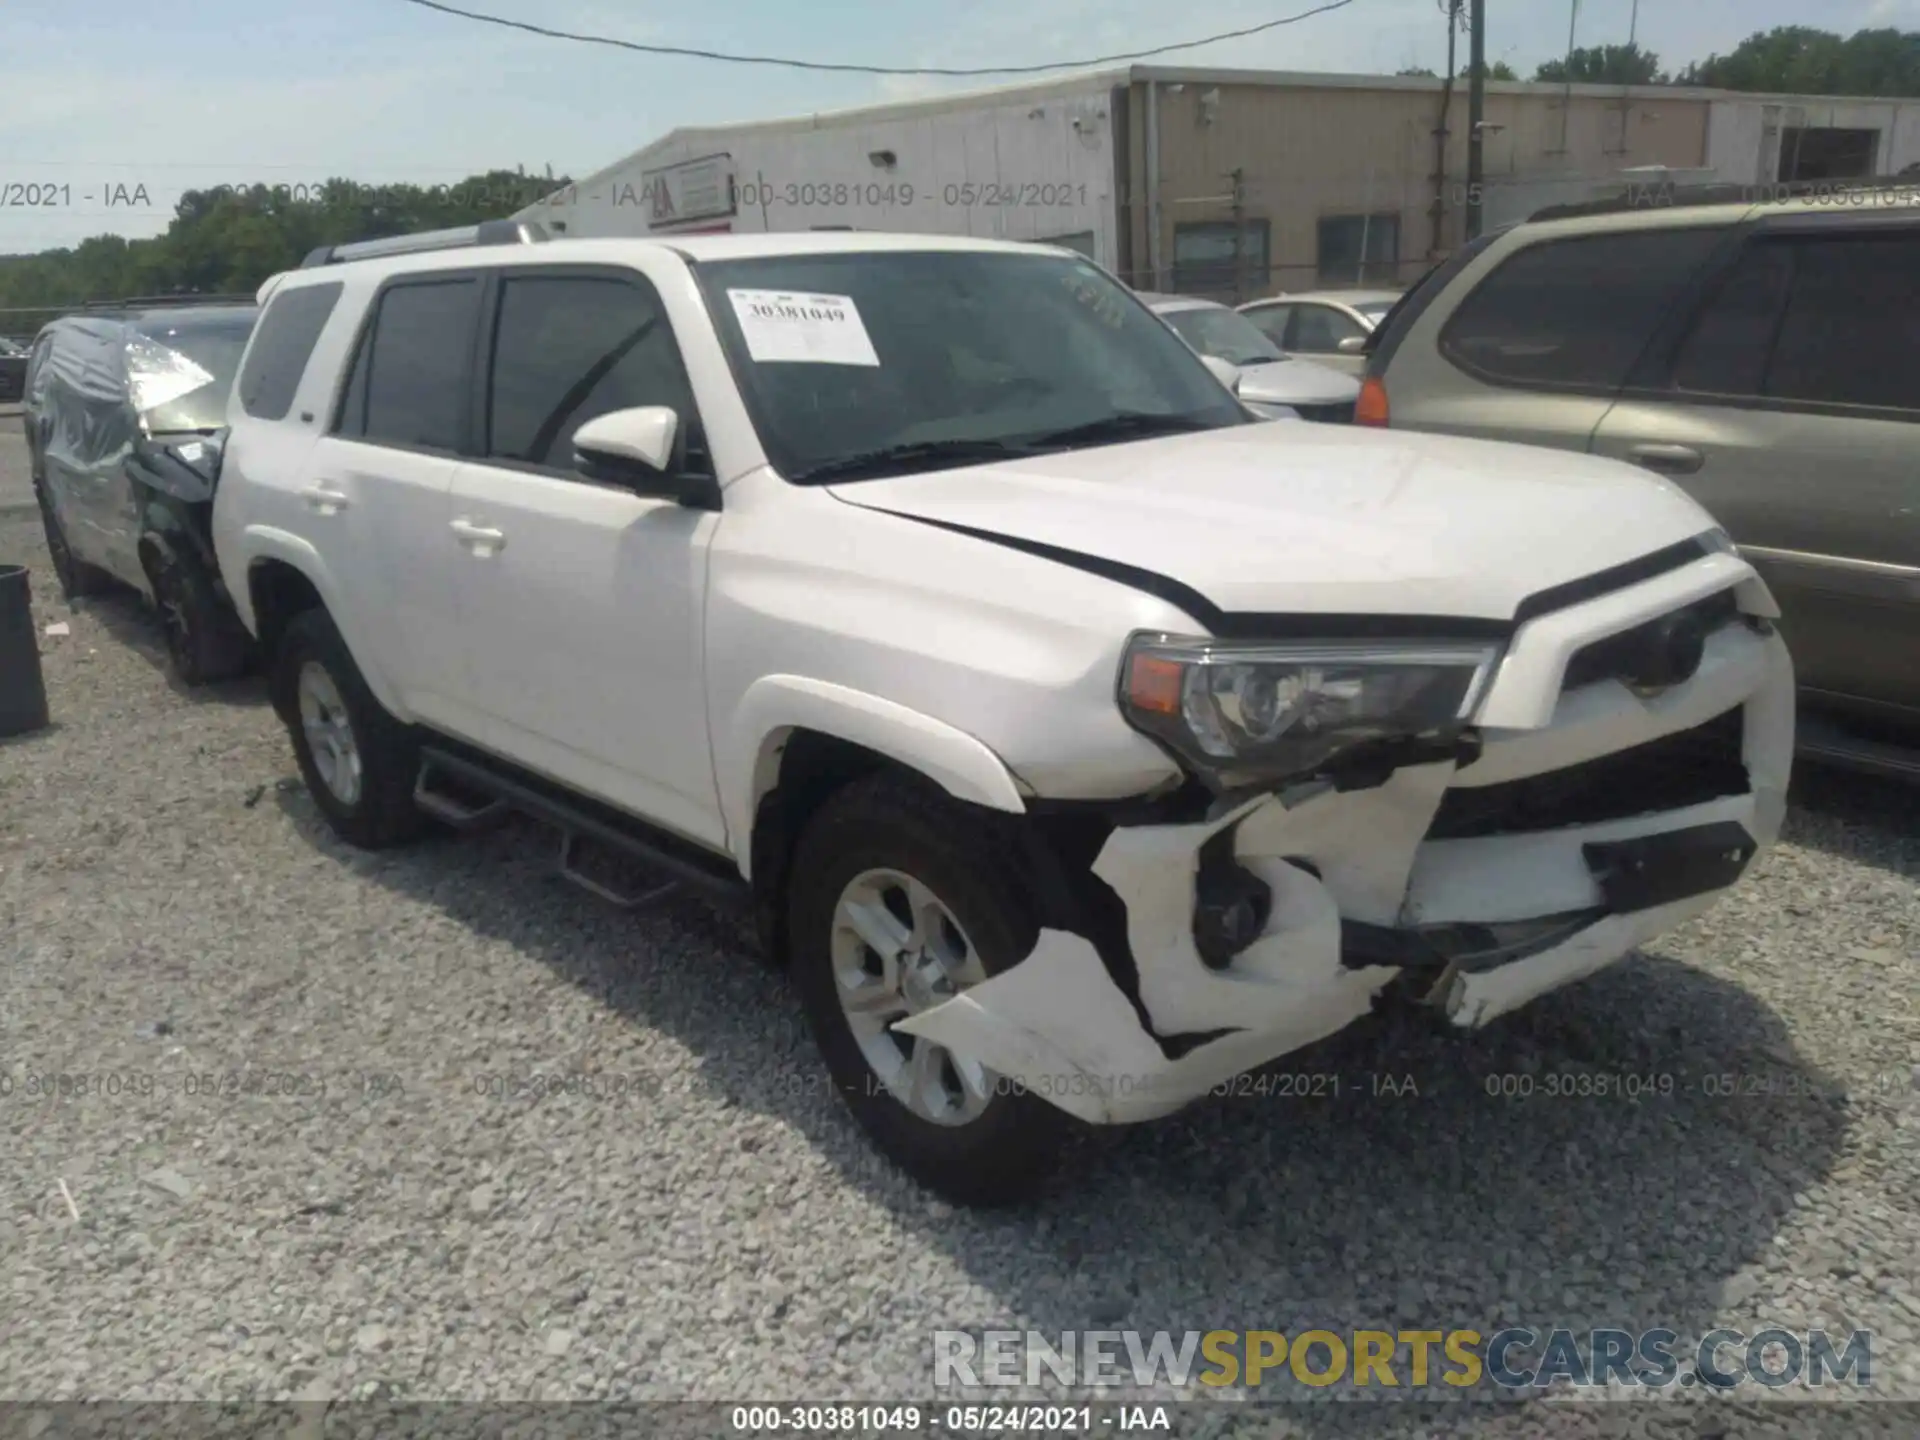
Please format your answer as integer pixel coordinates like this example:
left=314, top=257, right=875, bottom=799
left=726, top=674, right=1028, bottom=876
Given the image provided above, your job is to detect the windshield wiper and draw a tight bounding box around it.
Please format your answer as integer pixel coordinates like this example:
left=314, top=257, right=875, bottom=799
left=791, top=437, right=1036, bottom=484
left=1023, top=411, right=1219, bottom=448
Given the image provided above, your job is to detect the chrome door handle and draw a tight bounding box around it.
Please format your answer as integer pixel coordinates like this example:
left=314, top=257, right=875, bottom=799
left=450, top=518, right=506, bottom=551
left=299, top=484, right=350, bottom=514
left=1626, top=442, right=1705, bottom=476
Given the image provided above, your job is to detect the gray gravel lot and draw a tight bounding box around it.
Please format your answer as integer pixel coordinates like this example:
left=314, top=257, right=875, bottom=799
left=1, top=445, right=1917, bottom=1436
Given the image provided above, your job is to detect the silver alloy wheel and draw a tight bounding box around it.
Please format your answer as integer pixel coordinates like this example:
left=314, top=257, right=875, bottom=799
left=297, top=661, right=362, bottom=807
left=830, top=867, right=995, bottom=1127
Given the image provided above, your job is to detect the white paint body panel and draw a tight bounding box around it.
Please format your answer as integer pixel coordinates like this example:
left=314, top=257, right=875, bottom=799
left=899, top=564, right=1794, bottom=1124
left=215, top=231, right=1796, bottom=1130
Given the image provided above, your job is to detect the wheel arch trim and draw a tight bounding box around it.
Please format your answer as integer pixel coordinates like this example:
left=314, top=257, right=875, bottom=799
left=238, top=526, right=408, bottom=720
left=727, top=675, right=1028, bottom=877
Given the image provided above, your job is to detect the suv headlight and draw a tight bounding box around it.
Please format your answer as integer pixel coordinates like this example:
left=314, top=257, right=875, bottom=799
left=1119, top=634, right=1501, bottom=791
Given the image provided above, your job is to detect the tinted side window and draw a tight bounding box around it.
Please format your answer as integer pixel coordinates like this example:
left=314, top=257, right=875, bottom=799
left=484, top=274, right=694, bottom=469
left=1670, top=241, right=1794, bottom=396
left=348, top=278, right=480, bottom=451
left=1293, top=305, right=1366, bottom=353
left=1242, top=305, right=1294, bottom=345
left=1439, top=229, right=1723, bottom=389
left=238, top=283, right=342, bottom=420
left=1765, top=233, right=1919, bottom=412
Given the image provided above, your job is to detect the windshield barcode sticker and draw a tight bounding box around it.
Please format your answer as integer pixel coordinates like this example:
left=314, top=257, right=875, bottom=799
left=727, top=289, right=879, bottom=366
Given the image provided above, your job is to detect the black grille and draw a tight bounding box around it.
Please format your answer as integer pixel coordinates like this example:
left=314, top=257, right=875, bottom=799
left=1292, top=401, right=1355, bottom=424
left=1428, top=707, right=1748, bottom=840
left=1563, top=587, right=1741, bottom=693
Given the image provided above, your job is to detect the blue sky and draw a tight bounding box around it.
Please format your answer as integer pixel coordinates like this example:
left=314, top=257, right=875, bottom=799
left=3, top=0, right=1916, bottom=253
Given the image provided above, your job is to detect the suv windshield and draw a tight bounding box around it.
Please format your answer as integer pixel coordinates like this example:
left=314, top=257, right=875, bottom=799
left=694, top=250, right=1248, bottom=482
left=131, top=309, right=257, bottom=433
left=1159, top=306, right=1288, bottom=367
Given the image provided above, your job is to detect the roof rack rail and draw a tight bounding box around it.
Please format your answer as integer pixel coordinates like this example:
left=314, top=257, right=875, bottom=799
left=299, top=219, right=552, bottom=269
left=82, top=292, right=257, bottom=311
left=1528, top=174, right=1920, bottom=223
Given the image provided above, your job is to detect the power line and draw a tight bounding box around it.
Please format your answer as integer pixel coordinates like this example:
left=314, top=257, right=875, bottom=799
left=399, top=0, right=1358, bottom=76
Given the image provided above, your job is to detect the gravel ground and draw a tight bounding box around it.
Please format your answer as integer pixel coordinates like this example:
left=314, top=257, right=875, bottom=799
left=1, top=471, right=1917, bottom=1438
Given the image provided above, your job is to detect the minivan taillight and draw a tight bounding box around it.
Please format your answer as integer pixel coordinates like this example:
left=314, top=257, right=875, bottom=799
left=1355, top=376, right=1390, bottom=427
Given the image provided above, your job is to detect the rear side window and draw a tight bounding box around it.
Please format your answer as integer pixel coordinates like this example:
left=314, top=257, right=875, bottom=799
left=238, top=283, right=342, bottom=420
left=1292, top=304, right=1367, bottom=354
left=1439, top=228, right=1723, bottom=389
left=1668, top=230, right=1920, bottom=412
left=1242, top=304, right=1294, bottom=345
left=1670, top=241, right=1794, bottom=396
left=26, top=334, right=52, bottom=391
left=337, top=278, right=480, bottom=451
left=1765, top=233, right=1919, bottom=412
left=483, top=273, right=694, bottom=469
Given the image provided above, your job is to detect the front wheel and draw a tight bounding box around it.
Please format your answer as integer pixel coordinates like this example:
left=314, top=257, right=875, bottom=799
left=147, top=540, right=252, bottom=685
left=788, top=775, right=1069, bottom=1206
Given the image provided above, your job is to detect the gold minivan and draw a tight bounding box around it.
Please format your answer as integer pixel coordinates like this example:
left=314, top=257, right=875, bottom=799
left=1360, top=184, right=1920, bottom=775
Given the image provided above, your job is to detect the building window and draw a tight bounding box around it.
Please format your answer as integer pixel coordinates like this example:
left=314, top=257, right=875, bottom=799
left=1317, top=214, right=1400, bottom=286
left=1778, top=128, right=1879, bottom=182
left=1172, top=221, right=1270, bottom=298
left=1039, top=230, right=1097, bottom=260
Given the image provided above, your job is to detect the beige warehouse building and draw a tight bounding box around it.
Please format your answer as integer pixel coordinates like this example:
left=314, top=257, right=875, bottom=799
left=519, top=65, right=1920, bottom=299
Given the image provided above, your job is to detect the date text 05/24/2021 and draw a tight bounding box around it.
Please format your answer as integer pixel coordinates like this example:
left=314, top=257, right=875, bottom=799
left=593, top=178, right=1093, bottom=211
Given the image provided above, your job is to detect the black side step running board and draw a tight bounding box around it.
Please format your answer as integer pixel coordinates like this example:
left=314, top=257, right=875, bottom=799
left=415, top=744, right=748, bottom=908
left=1796, top=715, right=1920, bottom=784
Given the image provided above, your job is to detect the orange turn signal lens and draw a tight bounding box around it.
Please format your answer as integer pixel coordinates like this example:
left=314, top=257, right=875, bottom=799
left=1126, top=653, right=1186, bottom=716
left=1355, top=376, right=1390, bottom=427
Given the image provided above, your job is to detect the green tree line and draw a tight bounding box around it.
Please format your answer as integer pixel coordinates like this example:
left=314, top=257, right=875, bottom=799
left=0, top=168, right=567, bottom=326
left=1539, top=25, right=1920, bottom=91
left=1397, top=24, right=1919, bottom=92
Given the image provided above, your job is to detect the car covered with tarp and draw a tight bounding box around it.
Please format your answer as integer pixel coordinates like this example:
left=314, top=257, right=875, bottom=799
left=25, top=300, right=259, bottom=683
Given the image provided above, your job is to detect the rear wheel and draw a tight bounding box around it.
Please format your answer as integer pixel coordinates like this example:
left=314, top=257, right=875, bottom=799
left=272, top=609, right=429, bottom=849
left=788, top=775, right=1069, bottom=1206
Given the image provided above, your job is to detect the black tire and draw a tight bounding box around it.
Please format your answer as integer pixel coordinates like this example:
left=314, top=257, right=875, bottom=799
left=35, top=483, right=113, bottom=600
left=788, top=774, right=1070, bottom=1206
left=147, top=541, right=252, bottom=685
left=271, top=608, right=428, bottom=849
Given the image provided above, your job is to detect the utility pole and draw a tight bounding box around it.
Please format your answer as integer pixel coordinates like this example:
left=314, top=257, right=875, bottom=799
left=1429, top=0, right=1462, bottom=259
left=1229, top=167, right=1247, bottom=302
left=1465, top=0, right=1485, bottom=240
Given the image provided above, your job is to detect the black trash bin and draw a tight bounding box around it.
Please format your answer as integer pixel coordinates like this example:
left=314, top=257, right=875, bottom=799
left=0, top=563, right=51, bottom=737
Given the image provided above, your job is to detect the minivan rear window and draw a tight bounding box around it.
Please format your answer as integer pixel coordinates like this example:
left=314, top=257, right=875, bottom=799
left=1437, top=228, right=1722, bottom=390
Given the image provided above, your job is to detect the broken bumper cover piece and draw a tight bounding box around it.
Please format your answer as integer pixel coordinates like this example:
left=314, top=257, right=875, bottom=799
left=896, top=566, right=1795, bottom=1127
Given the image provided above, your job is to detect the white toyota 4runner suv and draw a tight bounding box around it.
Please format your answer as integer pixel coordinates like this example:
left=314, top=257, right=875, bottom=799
left=215, top=222, right=1794, bottom=1205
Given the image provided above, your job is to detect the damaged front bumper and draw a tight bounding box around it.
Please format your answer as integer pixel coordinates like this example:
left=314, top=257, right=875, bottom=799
left=896, top=553, right=1795, bottom=1125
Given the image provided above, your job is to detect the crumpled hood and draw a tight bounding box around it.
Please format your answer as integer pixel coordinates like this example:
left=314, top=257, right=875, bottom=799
left=830, top=422, right=1717, bottom=622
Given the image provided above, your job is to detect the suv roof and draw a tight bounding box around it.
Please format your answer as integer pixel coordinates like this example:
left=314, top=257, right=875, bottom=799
left=82, top=293, right=255, bottom=313
left=1248, top=288, right=1402, bottom=307
left=1137, top=293, right=1221, bottom=312
left=1528, top=176, right=1920, bottom=224
left=262, top=230, right=1095, bottom=295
